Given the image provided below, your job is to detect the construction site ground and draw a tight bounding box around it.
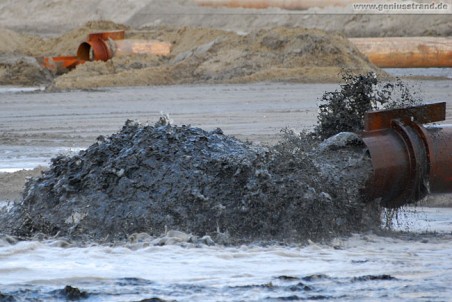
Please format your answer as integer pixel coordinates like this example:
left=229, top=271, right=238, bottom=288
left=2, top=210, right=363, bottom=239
left=0, top=0, right=451, bottom=210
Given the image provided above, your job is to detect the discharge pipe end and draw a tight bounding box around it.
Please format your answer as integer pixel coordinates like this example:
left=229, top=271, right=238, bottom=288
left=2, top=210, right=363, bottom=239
left=360, top=102, right=452, bottom=208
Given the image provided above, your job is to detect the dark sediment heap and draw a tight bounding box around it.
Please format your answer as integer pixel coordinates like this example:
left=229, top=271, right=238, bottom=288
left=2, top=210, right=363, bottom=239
left=3, top=118, right=377, bottom=243
left=2, top=73, right=421, bottom=244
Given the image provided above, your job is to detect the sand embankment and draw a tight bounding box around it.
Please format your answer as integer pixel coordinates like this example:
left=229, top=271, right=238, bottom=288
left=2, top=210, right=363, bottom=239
left=1, top=0, right=449, bottom=88
left=0, top=21, right=385, bottom=88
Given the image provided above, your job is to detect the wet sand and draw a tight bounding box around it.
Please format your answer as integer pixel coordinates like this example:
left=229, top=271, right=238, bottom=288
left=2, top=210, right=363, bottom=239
left=2, top=81, right=451, bottom=146
left=0, top=83, right=334, bottom=148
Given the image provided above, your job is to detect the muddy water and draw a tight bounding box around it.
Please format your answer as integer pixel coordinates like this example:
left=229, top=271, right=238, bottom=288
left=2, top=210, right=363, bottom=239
left=1, top=220, right=452, bottom=301
left=1, top=81, right=452, bottom=300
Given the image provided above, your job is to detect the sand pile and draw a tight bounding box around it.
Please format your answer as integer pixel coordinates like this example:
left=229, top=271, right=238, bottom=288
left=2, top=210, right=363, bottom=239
left=32, top=21, right=130, bottom=57
left=0, top=28, right=40, bottom=54
left=0, top=21, right=384, bottom=87
left=3, top=118, right=377, bottom=244
left=0, top=27, right=51, bottom=85
left=0, top=55, right=52, bottom=86
left=53, top=26, right=383, bottom=89
left=0, top=21, right=127, bottom=86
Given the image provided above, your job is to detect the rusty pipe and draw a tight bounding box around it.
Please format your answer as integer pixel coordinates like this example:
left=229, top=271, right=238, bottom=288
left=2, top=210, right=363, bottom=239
left=360, top=102, right=452, bottom=208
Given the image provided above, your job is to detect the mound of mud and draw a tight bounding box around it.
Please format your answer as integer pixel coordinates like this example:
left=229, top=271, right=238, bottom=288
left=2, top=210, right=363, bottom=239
left=3, top=118, right=377, bottom=243
left=0, top=22, right=384, bottom=88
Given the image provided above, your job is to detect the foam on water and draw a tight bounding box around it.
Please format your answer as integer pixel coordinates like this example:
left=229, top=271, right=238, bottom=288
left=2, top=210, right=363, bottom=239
left=1, top=228, right=452, bottom=301
left=386, top=206, right=452, bottom=233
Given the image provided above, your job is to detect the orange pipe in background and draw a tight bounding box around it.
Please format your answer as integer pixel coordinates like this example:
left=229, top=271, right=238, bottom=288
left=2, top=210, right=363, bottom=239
left=77, top=39, right=112, bottom=62
left=42, top=30, right=172, bottom=73
left=41, top=56, right=81, bottom=74
left=114, top=40, right=172, bottom=57
left=349, top=37, right=452, bottom=68
left=77, top=34, right=171, bottom=62
left=193, top=0, right=371, bottom=9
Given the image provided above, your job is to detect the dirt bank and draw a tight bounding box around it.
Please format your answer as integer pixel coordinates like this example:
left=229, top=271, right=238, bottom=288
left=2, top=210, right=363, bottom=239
left=0, top=22, right=384, bottom=88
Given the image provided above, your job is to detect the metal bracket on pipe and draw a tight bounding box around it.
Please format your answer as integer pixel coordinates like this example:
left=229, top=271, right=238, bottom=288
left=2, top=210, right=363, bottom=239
left=364, top=102, right=446, bottom=131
